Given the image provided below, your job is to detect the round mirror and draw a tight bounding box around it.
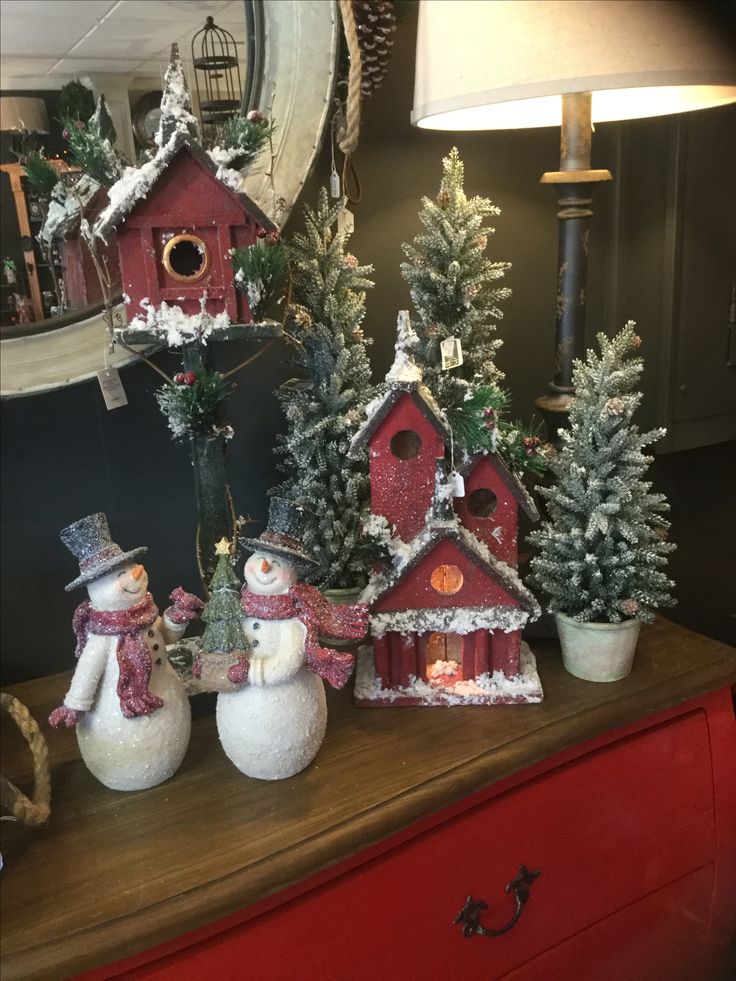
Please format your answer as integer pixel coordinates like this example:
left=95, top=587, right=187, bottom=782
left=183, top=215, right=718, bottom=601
left=0, top=0, right=337, bottom=396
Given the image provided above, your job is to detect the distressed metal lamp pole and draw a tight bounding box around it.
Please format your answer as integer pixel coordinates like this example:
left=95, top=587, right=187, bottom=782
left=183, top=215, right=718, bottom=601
left=411, top=0, right=736, bottom=443
left=535, top=92, right=612, bottom=440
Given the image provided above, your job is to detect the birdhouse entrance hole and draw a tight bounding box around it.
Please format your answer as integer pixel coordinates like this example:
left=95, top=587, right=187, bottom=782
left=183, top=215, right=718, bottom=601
left=163, top=234, right=211, bottom=282
left=430, top=563, right=464, bottom=595
left=426, top=632, right=463, bottom=684
left=390, top=429, right=422, bottom=459
left=467, top=487, right=498, bottom=518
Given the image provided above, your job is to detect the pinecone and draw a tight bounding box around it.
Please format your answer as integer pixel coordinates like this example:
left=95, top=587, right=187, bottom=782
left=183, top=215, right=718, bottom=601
left=352, top=1, right=397, bottom=97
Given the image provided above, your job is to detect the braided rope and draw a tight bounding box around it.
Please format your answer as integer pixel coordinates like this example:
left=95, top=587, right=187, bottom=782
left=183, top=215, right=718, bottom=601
left=338, top=0, right=362, bottom=156
left=1, top=692, right=51, bottom=827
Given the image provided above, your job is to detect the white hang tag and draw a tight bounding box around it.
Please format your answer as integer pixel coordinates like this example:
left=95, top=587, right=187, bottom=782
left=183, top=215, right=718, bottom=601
left=440, top=336, right=463, bottom=370
left=97, top=368, right=128, bottom=410
left=337, top=207, right=354, bottom=235
left=330, top=167, right=341, bottom=198
left=449, top=470, right=466, bottom=497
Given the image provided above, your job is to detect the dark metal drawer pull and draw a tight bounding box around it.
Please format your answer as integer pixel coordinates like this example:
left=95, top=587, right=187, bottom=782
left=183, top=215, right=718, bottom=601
left=455, top=865, right=541, bottom=938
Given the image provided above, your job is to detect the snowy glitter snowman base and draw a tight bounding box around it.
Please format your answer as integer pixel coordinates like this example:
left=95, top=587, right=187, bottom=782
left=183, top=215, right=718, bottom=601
left=216, top=522, right=364, bottom=782
left=50, top=514, right=202, bottom=792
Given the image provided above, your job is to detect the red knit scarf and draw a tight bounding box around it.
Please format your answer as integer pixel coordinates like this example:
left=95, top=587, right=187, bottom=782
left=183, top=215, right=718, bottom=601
left=72, top=593, right=164, bottom=719
left=240, top=584, right=367, bottom=690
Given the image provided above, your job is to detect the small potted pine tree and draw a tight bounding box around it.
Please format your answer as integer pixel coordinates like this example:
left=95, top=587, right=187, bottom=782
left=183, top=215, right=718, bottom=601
left=529, top=322, right=676, bottom=682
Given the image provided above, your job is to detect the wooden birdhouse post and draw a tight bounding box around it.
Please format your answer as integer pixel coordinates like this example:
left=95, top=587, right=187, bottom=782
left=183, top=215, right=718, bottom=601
left=352, top=313, right=543, bottom=708
left=93, top=46, right=281, bottom=584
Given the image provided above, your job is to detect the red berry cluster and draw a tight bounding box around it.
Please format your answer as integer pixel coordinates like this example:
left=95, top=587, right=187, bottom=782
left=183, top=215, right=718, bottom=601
left=173, top=371, right=197, bottom=386
left=483, top=407, right=495, bottom=430
left=256, top=227, right=281, bottom=244
left=247, top=110, right=265, bottom=124
left=522, top=436, right=541, bottom=457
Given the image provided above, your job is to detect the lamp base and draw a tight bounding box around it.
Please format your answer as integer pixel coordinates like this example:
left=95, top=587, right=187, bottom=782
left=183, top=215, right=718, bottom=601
left=535, top=389, right=573, bottom=446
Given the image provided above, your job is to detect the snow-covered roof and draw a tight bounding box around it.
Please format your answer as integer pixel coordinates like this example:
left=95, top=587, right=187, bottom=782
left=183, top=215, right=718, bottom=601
left=360, top=515, right=540, bottom=626
left=349, top=314, right=450, bottom=458
left=38, top=175, right=104, bottom=246
left=459, top=451, right=540, bottom=521
left=94, top=132, right=275, bottom=243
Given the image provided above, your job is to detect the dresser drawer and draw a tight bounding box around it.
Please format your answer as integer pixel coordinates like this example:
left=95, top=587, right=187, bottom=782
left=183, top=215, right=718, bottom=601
left=122, top=709, right=716, bottom=980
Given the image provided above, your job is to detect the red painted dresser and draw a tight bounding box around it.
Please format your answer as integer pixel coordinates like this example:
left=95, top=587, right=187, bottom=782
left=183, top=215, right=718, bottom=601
left=1, top=619, right=734, bottom=980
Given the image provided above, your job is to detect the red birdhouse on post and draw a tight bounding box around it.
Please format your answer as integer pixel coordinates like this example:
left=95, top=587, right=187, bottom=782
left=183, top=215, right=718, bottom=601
left=95, top=132, right=275, bottom=333
left=351, top=313, right=542, bottom=707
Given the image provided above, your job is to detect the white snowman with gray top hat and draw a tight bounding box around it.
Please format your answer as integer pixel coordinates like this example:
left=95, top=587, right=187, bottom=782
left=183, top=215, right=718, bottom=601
left=216, top=498, right=367, bottom=781
left=49, top=513, right=203, bottom=791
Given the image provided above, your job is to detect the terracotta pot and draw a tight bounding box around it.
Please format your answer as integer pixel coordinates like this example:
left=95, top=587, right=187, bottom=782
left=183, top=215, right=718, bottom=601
left=555, top=613, right=641, bottom=683
left=320, top=586, right=364, bottom=650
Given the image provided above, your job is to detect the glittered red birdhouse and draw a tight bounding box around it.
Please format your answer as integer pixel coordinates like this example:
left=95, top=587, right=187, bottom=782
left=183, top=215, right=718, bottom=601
left=349, top=312, right=451, bottom=543
left=351, top=313, right=542, bottom=707
left=455, top=452, right=539, bottom=566
left=96, top=133, right=274, bottom=332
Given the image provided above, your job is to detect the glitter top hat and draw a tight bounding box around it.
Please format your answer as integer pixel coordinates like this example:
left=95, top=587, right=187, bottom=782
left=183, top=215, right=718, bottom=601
left=240, top=497, right=317, bottom=567
left=61, top=513, right=147, bottom=592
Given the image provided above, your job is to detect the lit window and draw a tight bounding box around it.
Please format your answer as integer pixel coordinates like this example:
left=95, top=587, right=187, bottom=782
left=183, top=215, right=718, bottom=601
left=430, top=564, right=464, bottom=595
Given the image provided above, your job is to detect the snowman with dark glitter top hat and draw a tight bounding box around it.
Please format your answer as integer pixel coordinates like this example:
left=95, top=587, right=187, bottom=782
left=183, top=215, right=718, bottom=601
left=215, top=498, right=368, bottom=781
left=49, top=513, right=204, bottom=791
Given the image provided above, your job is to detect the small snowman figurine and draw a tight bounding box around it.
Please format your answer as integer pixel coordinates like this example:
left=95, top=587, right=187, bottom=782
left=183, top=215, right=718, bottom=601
left=49, top=513, right=203, bottom=791
left=216, top=498, right=368, bottom=780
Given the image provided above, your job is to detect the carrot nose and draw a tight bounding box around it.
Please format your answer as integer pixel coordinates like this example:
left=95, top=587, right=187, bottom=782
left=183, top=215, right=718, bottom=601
left=261, top=559, right=271, bottom=573
left=131, top=564, right=145, bottom=580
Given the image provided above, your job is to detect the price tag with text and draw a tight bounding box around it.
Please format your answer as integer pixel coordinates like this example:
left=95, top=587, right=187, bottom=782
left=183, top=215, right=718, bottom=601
left=97, top=368, right=128, bottom=410
left=441, top=337, right=463, bottom=370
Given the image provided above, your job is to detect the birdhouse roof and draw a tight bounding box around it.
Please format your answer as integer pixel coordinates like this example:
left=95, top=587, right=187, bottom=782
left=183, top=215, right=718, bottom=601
left=459, top=451, right=539, bottom=521
left=361, top=516, right=540, bottom=626
left=348, top=382, right=451, bottom=458
left=94, top=130, right=275, bottom=242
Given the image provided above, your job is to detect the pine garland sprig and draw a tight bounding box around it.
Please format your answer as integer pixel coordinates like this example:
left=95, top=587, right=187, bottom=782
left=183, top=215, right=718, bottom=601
left=60, top=114, right=123, bottom=188
left=155, top=369, right=233, bottom=440
left=23, top=152, right=59, bottom=197
left=212, top=111, right=274, bottom=170
left=447, top=385, right=546, bottom=476
left=231, top=240, right=286, bottom=320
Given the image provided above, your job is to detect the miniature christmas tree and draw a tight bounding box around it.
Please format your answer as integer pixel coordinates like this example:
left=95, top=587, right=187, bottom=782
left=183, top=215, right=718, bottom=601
left=529, top=322, right=676, bottom=623
left=201, top=539, right=247, bottom=654
left=274, top=188, right=376, bottom=589
left=400, top=147, right=510, bottom=404
left=400, top=148, right=543, bottom=474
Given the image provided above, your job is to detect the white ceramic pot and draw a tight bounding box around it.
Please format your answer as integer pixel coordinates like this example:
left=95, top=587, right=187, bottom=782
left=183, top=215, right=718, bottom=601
left=555, top=613, right=641, bottom=683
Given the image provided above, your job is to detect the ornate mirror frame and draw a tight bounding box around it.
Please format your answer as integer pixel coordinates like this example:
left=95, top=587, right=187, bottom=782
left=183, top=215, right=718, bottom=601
left=0, top=0, right=337, bottom=397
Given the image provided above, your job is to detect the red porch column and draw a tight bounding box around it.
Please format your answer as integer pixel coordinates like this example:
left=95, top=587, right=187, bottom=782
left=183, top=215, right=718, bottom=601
left=473, top=629, right=490, bottom=678
left=373, top=635, right=391, bottom=689
left=491, top=630, right=522, bottom=676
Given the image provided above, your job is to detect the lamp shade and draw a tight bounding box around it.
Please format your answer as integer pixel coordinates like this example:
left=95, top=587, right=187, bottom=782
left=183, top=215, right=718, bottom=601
left=412, top=0, right=736, bottom=129
left=0, top=96, right=49, bottom=134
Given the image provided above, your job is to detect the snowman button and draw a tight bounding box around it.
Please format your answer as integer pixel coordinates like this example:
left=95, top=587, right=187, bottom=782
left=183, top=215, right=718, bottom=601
left=156, top=657, right=162, bottom=665
left=251, top=639, right=260, bottom=648
left=253, top=621, right=260, bottom=630
left=148, top=630, right=155, bottom=638
left=152, top=643, right=159, bottom=651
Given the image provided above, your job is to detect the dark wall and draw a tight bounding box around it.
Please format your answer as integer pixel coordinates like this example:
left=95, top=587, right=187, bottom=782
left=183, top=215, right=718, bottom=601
left=1, top=14, right=734, bottom=685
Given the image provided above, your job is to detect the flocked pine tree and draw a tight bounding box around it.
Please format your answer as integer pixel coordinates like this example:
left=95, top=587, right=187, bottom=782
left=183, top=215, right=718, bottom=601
left=528, top=322, right=676, bottom=623
left=400, top=148, right=543, bottom=474
left=275, top=189, right=375, bottom=589
left=200, top=541, right=247, bottom=654
left=155, top=43, right=200, bottom=148
left=400, top=148, right=510, bottom=403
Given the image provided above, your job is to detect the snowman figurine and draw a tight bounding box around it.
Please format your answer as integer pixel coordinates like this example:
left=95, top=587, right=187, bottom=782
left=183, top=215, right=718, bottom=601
left=49, top=513, right=203, bottom=792
left=215, top=499, right=368, bottom=781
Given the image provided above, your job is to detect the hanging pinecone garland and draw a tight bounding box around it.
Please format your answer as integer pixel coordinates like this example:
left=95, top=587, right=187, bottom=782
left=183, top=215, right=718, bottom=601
left=352, top=0, right=397, bottom=96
